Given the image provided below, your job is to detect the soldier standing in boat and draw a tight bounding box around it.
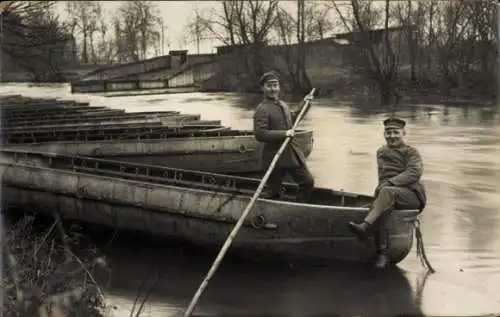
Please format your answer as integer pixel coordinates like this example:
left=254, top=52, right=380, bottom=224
left=348, top=117, right=427, bottom=269
left=253, top=71, right=315, bottom=202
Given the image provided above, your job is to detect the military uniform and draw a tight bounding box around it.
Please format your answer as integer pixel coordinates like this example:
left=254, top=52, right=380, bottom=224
left=348, top=117, right=427, bottom=268
left=253, top=71, right=314, bottom=202
left=367, top=143, right=427, bottom=224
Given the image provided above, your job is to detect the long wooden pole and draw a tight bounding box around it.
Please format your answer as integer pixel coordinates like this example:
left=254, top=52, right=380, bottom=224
left=183, top=88, right=316, bottom=317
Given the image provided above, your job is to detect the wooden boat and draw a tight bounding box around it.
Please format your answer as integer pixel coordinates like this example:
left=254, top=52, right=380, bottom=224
left=4, top=108, right=124, bottom=121
left=0, top=99, right=78, bottom=108
left=3, top=109, right=127, bottom=121
left=3, top=105, right=110, bottom=117
left=3, top=129, right=314, bottom=173
left=0, top=149, right=419, bottom=265
left=0, top=94, right=24, bottom=101
left=2, top=114, right=206, bottom=132
left=2, top=124, right=228, bottom=141
left=3, top=111, right=193, bottom=128
left=18, top=110, right=185, bottom=122
left=2, top=120, right=222, bottom=136
left=1, top=101, right=91, bottom=111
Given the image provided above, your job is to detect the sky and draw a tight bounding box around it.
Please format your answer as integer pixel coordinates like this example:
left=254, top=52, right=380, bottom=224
left=54, top=1, right=359, bottom=56
left=54, top=1, right=247, bottom=55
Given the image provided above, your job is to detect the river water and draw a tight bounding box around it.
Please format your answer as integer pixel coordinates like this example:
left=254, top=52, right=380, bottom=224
left=1, top=83, right=500, bottom=316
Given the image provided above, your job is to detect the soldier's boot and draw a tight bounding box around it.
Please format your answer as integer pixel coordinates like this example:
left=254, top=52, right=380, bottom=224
left=296, top=187, right=313, bottom=203
left=373, top=229, right=390, bottom=269
left=347, top=221, right=372, bottom=241
left=261, top=185, right=281, bottom=200
left=348, top=195, right=387, bottom=241
left=261, top=191, right=279, bottom=199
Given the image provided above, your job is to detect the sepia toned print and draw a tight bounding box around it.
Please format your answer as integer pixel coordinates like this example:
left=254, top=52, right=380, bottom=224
left=0, top=1, right=499, bottom=317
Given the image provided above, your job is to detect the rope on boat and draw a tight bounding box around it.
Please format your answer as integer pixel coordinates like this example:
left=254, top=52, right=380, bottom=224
left=214, top=189, right=240, bottom=213
left=413, top=219, right=435, bottom=273
left=415, top=268, right=432, bottom=307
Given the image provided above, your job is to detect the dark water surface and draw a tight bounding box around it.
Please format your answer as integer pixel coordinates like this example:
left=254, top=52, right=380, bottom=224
left=1, top=84, right=500, bottom=316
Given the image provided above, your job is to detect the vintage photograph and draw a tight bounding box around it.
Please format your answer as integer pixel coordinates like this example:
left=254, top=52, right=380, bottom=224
left=0, top=1, right=499, bottom=316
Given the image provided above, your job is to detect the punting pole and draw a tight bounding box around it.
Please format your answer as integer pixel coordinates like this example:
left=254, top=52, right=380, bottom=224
left=183, top=88, right=316, bottom=317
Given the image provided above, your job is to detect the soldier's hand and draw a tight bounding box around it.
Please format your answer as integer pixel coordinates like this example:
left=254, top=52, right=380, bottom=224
left=380, top=180, right=392, bottom=188
left=285, top=129, right=295, bottom=138
left=304, top=95, right=313, bottom=102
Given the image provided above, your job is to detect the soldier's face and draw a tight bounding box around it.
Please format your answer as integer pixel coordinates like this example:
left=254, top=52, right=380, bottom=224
left=384, top=128, right=405, bottom=147
left=261, top=80, right=280, bottom=100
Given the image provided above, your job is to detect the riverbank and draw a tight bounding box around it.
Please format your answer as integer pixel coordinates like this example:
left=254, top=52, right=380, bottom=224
left=2, top=211, right=110, bottom=317
left=282, top=87, right=497, bottom=108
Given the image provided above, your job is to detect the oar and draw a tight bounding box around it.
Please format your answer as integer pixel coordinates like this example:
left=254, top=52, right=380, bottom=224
left=183, top=88, right=316, bottom=317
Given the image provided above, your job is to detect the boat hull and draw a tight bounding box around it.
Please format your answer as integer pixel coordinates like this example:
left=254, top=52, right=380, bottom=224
left=3, top=114, right=203, bottom=132
left=4, top=130, right=314, bottom=174
left=4, top=111, right=180, bottom=127
left=0, top=156, right=417, bottom=265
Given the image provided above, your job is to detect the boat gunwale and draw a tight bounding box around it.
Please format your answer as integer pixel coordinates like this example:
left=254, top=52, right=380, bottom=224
left=0, top=149, right=419, bottom=215
left=4, top=111, right=188, bottom=125
left=2, top=129, right=313, bottom=146
left=1, top=114, right=203, bottom=130
left=2, top=124, right=228, bottom=140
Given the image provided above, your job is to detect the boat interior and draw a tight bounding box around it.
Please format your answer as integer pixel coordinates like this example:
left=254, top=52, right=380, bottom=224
left=3, top=106, right=108, bottom=115
left=3, top=111, right=183, bottom=126
left=0, top=149, right=373, bottom=208
left=1, top=127, right=263, bottom=144
left=2, top=108, right=126, bottom=119
left=3, top=121, right=160, bottom=134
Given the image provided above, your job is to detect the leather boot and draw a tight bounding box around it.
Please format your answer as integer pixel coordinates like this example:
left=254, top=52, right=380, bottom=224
left=347, top=221, right=371, bottom=241
left=374, top=252, right=390, bottom=269
left=295, top=186, right=313, bottom=203
left=261, top=188, right=280, bottom=200
left=373, top=229, right=390, bottom=269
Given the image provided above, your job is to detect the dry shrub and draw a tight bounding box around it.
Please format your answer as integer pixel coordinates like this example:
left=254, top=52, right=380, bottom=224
left=1, top=214, right=109, bottom=317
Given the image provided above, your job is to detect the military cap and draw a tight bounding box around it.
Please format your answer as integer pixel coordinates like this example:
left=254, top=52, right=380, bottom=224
left=259, top=71, right=279, bottom=86
left=383, top=117, right=406, bottom=129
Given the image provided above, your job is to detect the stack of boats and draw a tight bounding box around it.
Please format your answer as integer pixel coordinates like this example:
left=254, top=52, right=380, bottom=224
left=0, top=94, right=419, bottom=265
left=1, top=95, right=313, bottom=173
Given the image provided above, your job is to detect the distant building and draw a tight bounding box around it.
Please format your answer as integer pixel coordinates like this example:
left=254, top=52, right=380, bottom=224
left=214, top=25, right=410, bottom=55
left=333, top=26, right=409, bottom=45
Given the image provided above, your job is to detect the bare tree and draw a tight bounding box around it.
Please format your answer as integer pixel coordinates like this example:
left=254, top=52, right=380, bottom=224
left=184, top=6, right=212, bottom=54
left=65, top=1, right=101, bottom=64
left=295, top=0, right=312, bottom=92
left=392, top=1, right=426, bottom=82
left=331, top=0, right=402, bottom=105
left=199, top=1, right=277, bottom=82
left=304, top=2, right=334, bottom=41
left=1, top=1, right=72, bottom=81
left=113, top=1, right=162, bottom=62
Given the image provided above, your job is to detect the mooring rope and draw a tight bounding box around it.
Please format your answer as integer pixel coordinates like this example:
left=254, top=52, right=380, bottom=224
left=413, top=219, right=435, bottom=273
left=415, top=268, right=433, bottom=307
left=213, top=188, right=240, bottom=213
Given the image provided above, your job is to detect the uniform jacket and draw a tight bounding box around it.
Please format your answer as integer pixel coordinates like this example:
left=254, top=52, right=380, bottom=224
left=253, top=97, right=308, bottom=169
left=376, top=143, right=427, bottom=207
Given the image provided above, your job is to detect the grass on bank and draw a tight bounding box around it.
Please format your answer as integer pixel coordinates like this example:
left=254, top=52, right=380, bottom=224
left=1, top=213, right=109, bottom=317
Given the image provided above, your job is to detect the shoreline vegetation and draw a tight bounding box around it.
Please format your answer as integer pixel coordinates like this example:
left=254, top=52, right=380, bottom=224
left=2, top=211, right=185, bottom=317
left=2, top=212, right=109, bottom=317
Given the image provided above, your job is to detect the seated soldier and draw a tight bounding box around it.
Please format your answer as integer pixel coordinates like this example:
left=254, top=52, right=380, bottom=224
left=348, top=117, right=427, bottom=269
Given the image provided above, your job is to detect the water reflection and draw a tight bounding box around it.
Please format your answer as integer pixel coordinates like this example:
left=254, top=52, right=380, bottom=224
left=106, top=246, right=423, bottom=316
left=101, top=233, right=500, bottom=317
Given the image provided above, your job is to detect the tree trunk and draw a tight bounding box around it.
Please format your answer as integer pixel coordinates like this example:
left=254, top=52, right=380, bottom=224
left=82, top=31, right=88, bottom=63
left=379, top=81, right=393, bottom=105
